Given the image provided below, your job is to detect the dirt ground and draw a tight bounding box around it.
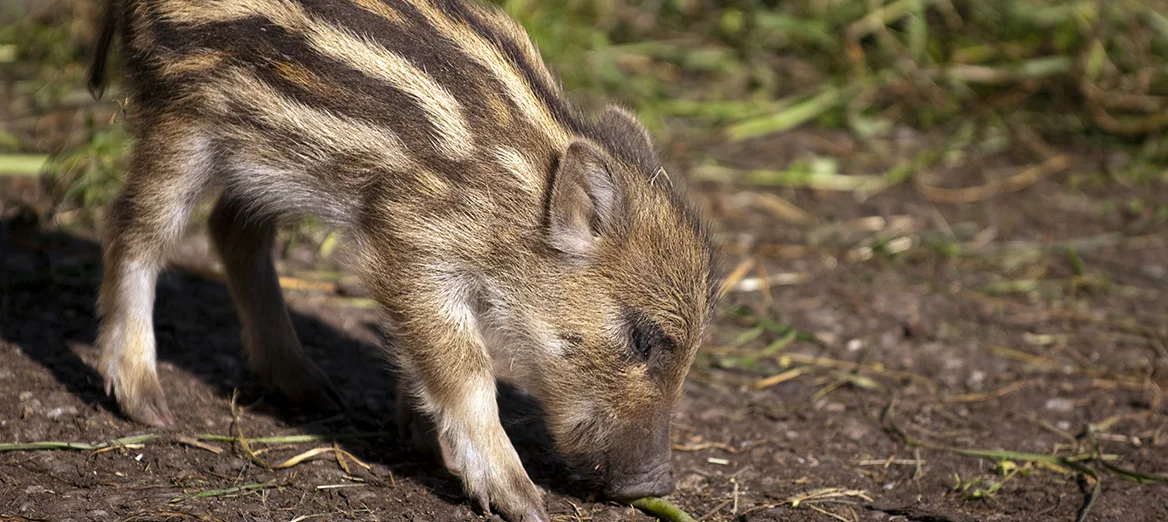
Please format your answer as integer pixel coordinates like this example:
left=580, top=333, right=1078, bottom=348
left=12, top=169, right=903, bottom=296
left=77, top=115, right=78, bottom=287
left=3, top=112, right=1167, bottom=522
left=2, top=0, right=1168, bottom=507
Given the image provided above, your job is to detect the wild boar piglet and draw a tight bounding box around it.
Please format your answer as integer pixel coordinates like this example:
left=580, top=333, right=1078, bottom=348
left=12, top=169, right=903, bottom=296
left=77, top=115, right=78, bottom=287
left=87, top=0, right=719, bottom=520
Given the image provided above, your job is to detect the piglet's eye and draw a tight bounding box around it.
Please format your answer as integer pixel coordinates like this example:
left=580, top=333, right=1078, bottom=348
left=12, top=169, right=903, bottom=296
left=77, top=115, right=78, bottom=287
left=626, top=313, right=675, bottom=363
left=630, top=326, right=654, bottom=361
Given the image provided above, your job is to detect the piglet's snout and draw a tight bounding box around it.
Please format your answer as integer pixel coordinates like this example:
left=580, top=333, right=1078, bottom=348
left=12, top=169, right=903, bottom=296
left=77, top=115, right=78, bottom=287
left=599, top=413, right=676, bottom=500
left=603, top=461, right=676, bottom=501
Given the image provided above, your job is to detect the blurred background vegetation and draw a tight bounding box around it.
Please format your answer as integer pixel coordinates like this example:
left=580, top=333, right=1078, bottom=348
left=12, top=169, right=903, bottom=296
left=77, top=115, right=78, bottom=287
left=1, top=0, right=1166, bottom=234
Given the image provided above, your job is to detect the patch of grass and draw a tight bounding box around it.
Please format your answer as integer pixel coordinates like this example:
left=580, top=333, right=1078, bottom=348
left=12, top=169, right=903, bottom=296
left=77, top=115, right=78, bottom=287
left=7, top=0, right=1168, bottom=238
left=952, top=460, right=1030, bottom=502
left=45, top=114, right=131, bottom=225
left=881, top=398, right=1168, bottom=522
left=500, top=0, right=1168, bottom=196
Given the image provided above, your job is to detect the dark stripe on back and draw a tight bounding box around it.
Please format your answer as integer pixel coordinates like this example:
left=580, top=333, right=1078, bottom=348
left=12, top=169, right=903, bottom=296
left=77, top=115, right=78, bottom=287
left=439, top=0, right=585, bottom=135
left=294, top=0, right=548, bottom=153
left=436, top=0, right=652, bottom=175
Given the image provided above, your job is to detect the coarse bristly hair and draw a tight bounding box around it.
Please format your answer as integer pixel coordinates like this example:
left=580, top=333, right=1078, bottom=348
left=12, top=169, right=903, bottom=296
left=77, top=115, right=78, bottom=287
left=86, top=0, right=720, bottom=520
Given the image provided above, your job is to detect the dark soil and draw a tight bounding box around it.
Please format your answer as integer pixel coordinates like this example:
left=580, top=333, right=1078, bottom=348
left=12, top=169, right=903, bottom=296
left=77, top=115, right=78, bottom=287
left=3, top=124, right=1168, bottom=521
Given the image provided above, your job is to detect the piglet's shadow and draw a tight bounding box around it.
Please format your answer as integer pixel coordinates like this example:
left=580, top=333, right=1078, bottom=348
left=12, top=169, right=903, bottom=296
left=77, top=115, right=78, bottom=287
left=0, top=210, right=592, bottom=509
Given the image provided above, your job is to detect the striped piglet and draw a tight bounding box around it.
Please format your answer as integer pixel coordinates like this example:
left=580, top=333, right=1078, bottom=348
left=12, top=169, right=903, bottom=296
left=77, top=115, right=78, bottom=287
left=87, top=1, right=718, bottom=519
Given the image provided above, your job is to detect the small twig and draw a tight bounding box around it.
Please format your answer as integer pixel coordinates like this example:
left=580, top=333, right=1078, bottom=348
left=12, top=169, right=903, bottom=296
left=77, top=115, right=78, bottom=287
left=334, top=442, right=351, bottom=474
left=695, top=499, right=730, bottom=521
left=177, top=436, right=224, bottom=454
left=731, top=479, right=739, bottom=515
left=753, top=366, right=811, bottom=390
left=941, top=379, right=1041, bottom=403
left=228, top=390, right=269, bottom=469
left=672, top=441, right=742, bottom=453
left=728, top=191, right=813, bottom=224
left=123, top=510, right=223, bottom=522
left=913, top=448, right=925, bottom=481
left=316, top=483, right=368, bottom=490
left=197, top=432, right=387, bottom=445
left=288, top=515, right=328, bottom=522
left=805, top=503, right=852, bottom=522
left=731, top=272, right=815, bottom=292
left=169, top=482, right=278, bottom=503
left=787, top=487, right=874, bottom=506
left=855, top=458, right=928, bottom=466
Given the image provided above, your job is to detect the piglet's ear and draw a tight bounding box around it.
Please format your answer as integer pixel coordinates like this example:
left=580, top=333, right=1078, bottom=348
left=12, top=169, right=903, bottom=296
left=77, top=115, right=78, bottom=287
left=598, top=105, right=657, bottom=173
left=547, top=141, right=623, bottom=258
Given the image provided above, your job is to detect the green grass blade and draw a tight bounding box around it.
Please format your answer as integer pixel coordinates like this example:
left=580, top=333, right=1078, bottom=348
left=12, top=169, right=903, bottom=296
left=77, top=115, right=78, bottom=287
left=727, top=86, right=846, bottom=141
left=0, top=154, right=49, bottom=177
left=0, top=434, right=155, bottom=453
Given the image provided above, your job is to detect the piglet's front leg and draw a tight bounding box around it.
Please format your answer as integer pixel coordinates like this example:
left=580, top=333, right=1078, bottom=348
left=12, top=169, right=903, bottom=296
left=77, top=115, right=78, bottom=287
left=387, top=281, right=549, bottom=522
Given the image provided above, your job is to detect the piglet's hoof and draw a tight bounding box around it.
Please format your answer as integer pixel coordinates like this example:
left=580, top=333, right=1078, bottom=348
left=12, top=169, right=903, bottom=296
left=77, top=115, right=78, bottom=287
left=258, top=356, right=345, bottom=414
left=474, top=494, right=550, bottom=522
left=106, top=366, right=174, bottom=427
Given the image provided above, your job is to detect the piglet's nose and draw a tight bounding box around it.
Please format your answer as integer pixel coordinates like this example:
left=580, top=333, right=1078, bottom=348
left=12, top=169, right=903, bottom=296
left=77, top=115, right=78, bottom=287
left=604, top=468, right=675, bottom=501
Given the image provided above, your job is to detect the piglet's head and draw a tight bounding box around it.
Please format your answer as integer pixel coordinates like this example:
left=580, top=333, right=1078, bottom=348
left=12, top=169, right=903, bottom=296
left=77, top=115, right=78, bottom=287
left=529, top=106, right=718, bottom=501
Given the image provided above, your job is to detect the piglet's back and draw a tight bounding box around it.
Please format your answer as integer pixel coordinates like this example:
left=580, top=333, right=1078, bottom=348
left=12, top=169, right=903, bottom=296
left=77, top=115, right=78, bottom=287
left=115, top=0, right=601, bottom=199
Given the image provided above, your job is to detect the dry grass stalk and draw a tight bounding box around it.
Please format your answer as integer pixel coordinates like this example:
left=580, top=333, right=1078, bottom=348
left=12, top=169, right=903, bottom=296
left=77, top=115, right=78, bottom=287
left=271, top=447, right=372, bottom=471
left=913, top=154, right=1070, bottom=204
left=942, top=380, right=1042, bottom=403
left=716, top=257, right=756, bottom=298
left=169, top=482, right=278, bottom=504
left=727, top=191, right=814, bottom=224
left=0, top=434, right=155, bottom=454
left=176, top=436, right=223, bottom=454
left=753, top=367, right=811, bottom=390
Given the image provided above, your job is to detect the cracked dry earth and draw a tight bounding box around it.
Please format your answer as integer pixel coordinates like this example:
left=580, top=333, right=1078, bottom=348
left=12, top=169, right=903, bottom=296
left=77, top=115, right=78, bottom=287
left=2, top=126, right=1168, bottom=522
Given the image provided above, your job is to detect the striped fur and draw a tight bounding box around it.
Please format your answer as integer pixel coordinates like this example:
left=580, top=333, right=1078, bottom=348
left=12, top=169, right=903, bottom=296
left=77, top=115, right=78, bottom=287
left=88, top=1, right=718, bottom=520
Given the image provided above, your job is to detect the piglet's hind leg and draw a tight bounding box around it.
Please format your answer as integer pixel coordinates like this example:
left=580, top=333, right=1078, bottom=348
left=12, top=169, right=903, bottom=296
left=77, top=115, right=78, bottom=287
left=207, top=196, right=342, bottom=412
left=96, top=129, right=213, bottom=427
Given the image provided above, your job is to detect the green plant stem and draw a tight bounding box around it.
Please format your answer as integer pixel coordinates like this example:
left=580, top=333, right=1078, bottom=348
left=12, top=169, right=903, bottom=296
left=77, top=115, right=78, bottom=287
left=0, top=434, right=155, bottom=453
left=630, top=497, right=697, bottom=522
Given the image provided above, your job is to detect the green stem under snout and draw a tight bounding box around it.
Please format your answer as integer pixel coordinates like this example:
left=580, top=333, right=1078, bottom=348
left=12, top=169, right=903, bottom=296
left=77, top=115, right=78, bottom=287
left=630, top=497, right=697, bottom=522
